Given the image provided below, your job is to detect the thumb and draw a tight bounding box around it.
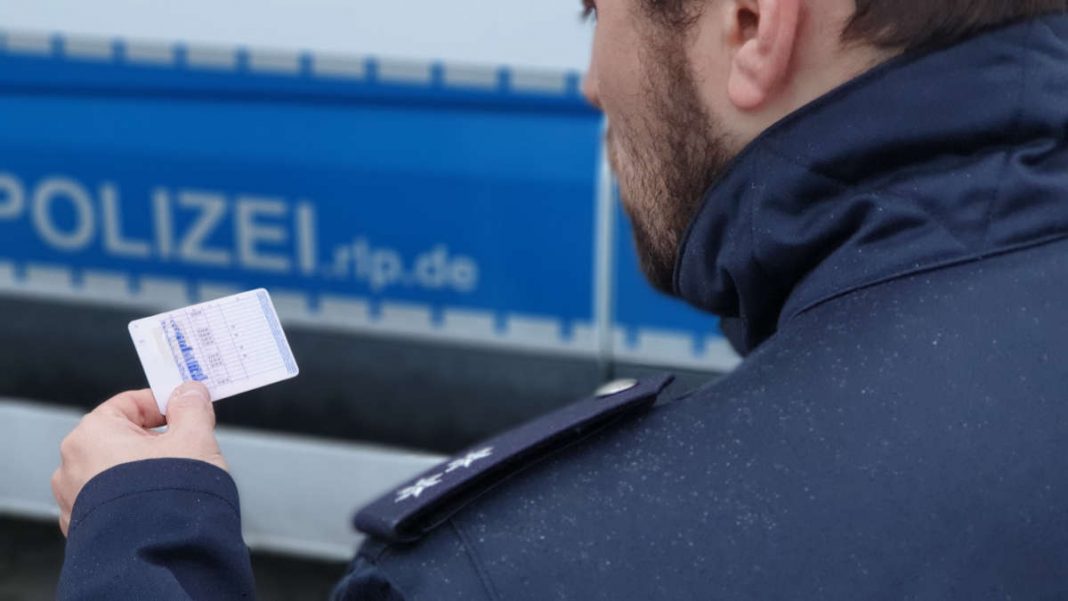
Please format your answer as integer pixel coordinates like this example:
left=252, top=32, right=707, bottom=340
left=165, top=382, right=216, bottom=436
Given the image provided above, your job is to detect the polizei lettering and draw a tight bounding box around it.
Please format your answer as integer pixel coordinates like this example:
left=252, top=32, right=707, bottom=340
left=0, top=172, right=318, bottom=275
left=0, top=172, right=480, bottom=294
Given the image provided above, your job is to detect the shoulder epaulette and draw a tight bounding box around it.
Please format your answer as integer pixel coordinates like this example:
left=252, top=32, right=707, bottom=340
left=354, top=374, right=674, bottom=543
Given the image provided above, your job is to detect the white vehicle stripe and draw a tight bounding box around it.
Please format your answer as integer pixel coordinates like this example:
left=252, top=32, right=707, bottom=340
left=0, top=30, right=582, bottom=99
left=184, top=43, right=238, bottom=71
left=4, top=31, right=53, bottom=56
left=123, top=39, right=176, bottom=65
left=62, top=36, right=114, bottom=61
left=0, top=399, right=442, bottom=561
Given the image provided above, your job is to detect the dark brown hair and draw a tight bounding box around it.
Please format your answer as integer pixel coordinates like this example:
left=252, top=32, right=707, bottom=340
left=644, top=0, right=1068, bottom=51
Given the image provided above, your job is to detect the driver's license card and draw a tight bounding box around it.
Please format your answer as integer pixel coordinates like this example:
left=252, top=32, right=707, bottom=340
left=129, top=288, right=300, bottom=414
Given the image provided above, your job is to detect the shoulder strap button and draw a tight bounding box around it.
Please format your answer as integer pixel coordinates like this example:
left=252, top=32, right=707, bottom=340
left=594, top=378, right=639, bottom=397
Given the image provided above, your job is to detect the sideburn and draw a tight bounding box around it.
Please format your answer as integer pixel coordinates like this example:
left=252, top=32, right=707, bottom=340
left=626, top=29, right=733, bottom=295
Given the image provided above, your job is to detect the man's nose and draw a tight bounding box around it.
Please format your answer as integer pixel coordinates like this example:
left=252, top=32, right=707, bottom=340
left=582, top=65, right=602, bottom=110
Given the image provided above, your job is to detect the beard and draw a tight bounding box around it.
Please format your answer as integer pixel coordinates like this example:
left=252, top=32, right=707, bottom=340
left=607, top=36, right=735, bottom=295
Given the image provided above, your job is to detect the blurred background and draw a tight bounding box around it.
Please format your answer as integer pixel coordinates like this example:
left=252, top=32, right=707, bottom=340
left=0, top=1, right=736, bottom=598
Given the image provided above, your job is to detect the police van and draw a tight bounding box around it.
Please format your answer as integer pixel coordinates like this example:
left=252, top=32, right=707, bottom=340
left=0, top=27, right=736, bottom=559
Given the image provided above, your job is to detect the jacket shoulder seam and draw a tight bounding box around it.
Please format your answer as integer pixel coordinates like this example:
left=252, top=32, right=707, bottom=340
left=449, top=520, right=502, bottom=601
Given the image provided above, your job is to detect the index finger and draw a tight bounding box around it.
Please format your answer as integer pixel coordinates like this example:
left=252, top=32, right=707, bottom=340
left=93, top=389, right=166, bottom=429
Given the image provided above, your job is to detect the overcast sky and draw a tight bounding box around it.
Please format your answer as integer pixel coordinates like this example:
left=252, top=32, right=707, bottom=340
left=0, top=0, right=594, bottom=71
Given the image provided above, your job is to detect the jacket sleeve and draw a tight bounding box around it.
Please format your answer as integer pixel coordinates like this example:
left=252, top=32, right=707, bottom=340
left=57, top=458, right=257, bottom=601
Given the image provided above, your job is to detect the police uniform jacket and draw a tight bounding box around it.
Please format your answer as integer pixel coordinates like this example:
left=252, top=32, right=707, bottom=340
left=58, top=14, right=1068, bottom=600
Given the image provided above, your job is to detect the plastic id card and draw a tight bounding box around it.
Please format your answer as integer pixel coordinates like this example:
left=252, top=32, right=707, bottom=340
left=129, top=288, right=300, bottom=414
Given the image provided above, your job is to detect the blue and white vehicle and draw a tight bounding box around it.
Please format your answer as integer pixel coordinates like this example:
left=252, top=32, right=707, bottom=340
left=0, top=27, right=737, bottom=558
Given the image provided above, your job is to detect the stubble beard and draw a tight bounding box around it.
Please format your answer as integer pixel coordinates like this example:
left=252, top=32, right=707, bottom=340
left=608, top=33, right=734, bottom=295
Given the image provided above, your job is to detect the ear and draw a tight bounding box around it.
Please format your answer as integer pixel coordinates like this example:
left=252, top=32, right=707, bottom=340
left=726, top=0, right=802, bottom=110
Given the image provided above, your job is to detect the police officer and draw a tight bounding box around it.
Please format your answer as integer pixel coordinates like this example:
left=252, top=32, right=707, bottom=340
left=54, top=0, right=1068, bottom=598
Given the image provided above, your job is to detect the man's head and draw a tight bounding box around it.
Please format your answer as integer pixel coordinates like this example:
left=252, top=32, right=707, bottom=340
left=584, top=0, right=1068, bottom=293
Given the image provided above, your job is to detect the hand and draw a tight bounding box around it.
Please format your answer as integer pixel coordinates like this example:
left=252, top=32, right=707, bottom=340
left=52, top=382, right=227, bottom=537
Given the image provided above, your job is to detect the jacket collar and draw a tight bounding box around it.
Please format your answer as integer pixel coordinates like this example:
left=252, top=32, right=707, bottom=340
left=674, top=14, right=1068, bottom=355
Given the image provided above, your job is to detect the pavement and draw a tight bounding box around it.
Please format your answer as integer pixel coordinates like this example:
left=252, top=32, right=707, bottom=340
left=0, top=516, right=349, bottom=601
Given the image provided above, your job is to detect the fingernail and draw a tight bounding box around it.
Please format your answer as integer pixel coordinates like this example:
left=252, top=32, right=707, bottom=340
left=174, top=382, right=210, bottom=404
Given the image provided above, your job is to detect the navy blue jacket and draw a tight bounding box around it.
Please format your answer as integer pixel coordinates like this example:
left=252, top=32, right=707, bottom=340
left=59, top=15, right=1068, bottom=600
